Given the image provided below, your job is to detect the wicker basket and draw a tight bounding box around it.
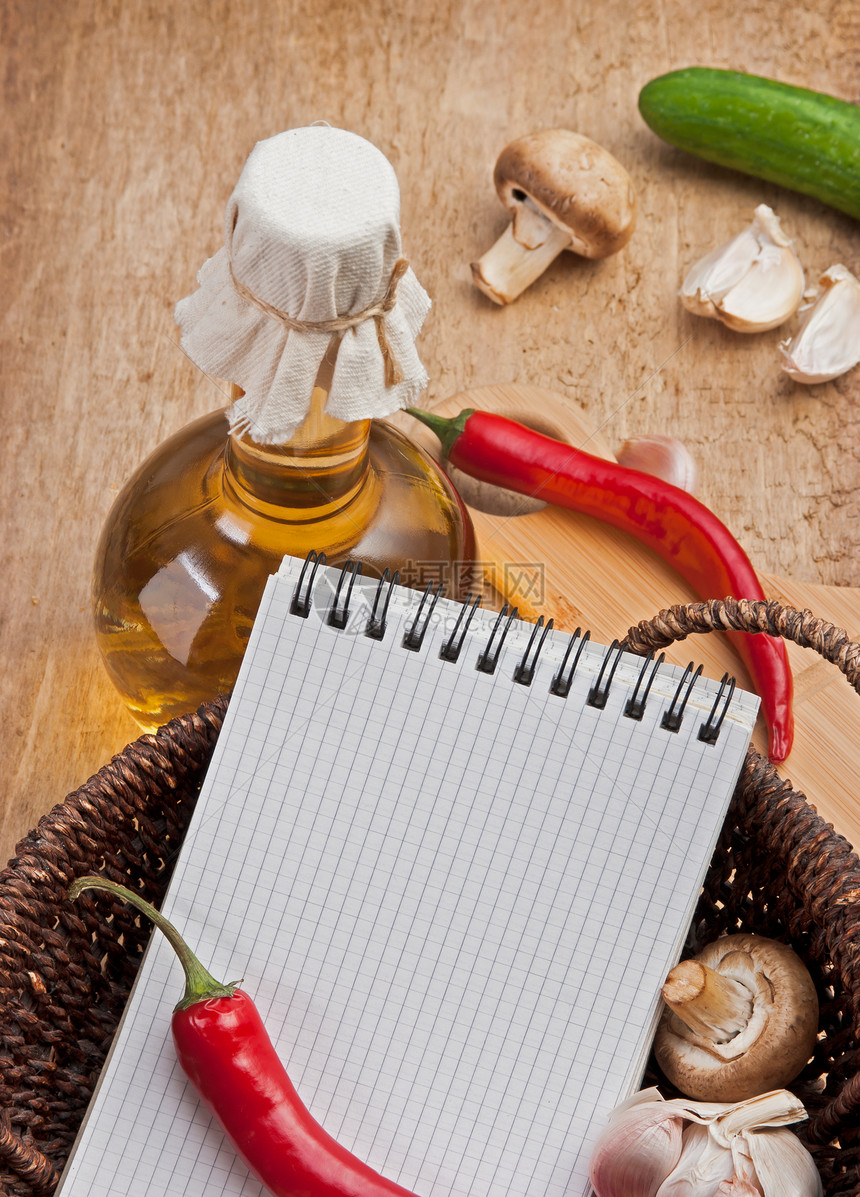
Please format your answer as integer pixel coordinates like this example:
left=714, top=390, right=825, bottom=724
left=2, top=599, right=860, bottom=1196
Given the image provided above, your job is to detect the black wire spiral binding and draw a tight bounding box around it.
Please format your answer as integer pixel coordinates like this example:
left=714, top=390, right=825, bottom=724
left=403, top=583, right=443, bottom=651
left=513, top=616, right=553, bottom=686
left=586, top=640, right=624, bottom=709
left=440, top=594, right=481, bottom=662
left=289, top=555, right=737, bottom=743
left=624, top=651, right=666, bottom=721
left=698, top=672, right=736, bottom=744
left=367, top=569, right=400, bottom=641
left=290, top=550, right=326, bottom=617
left=550, top=628, right=590, bottom=697
left=476, top=604, right=518, bottom=674
left=327, top=560, right=362, bottom=629
left=661, top=662, right=704, bottom=732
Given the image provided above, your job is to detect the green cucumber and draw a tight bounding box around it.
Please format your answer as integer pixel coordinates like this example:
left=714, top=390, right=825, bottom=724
left=638, top=67, right=860, bottom=220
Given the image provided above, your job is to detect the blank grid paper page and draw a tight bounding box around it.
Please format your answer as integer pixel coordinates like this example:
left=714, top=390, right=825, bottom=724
left=59, top=558, right=758, bottom=1197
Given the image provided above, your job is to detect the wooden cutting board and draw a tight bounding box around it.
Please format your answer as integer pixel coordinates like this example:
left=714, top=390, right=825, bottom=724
left=406, top=384, right=860, bottom=850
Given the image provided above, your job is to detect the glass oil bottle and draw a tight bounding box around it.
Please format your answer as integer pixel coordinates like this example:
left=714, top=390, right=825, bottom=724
left=92, top=127, right=477, bottom=729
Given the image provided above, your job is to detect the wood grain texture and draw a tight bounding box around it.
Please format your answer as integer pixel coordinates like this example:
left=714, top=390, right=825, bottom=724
left=2, top=0, right=859, bottom=864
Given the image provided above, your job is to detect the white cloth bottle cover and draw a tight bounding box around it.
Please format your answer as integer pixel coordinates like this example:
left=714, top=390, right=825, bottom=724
left=174, top=125, right=432, bottom=445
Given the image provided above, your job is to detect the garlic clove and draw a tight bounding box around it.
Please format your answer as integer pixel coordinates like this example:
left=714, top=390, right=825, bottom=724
left=779, top=263, right=860, bottom=383
left=744, top=1127, right=823, bottom=1197
left=654, top=1122, right=736, bottom=1197
left=615, top=434, right=698, bottom=493
left=588, top=1098, right=684, bottom=1197
left=681, top=226, right=763, bottom=318
left=680, top=205, right=805, bottom=333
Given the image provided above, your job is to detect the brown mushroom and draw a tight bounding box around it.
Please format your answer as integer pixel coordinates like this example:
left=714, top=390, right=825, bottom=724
left=470, top=129, right=637, bottom=305
left=654, top=933, right=819, bottom=1102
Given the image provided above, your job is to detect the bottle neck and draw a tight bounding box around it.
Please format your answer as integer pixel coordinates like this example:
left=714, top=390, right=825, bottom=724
left=224, top=349, right=372, bottom=520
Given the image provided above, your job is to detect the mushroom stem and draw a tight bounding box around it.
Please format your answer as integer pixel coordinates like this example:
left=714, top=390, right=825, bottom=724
left=470, top=221, right=572, bottom=306
left=662, top=959, right=754, bottom=1041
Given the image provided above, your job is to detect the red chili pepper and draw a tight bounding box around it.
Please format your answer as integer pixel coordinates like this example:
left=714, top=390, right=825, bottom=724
left=409, top=407, right=793, bottom=762
left=69, top=876, right=421, bottom=1197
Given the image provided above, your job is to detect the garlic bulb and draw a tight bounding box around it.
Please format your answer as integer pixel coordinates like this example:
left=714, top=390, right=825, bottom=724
left=589, top=1087, right=822, bottom=1197
left=679, top=205, right=805, bottom=333
left=779, top=264, right=860, bottom=383
left=615, top=435, right=698, bottom=494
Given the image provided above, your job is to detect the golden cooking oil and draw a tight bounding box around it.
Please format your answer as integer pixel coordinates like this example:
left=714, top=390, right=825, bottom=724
left=93, top=379, right=476, bottom=730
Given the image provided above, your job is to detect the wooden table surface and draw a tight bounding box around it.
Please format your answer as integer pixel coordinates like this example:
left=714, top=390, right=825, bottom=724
left=3, top=1, right=860, bottom=866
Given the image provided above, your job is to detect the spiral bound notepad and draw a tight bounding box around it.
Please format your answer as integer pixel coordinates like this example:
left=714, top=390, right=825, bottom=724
left=59, top=554, right=759, bottom=1197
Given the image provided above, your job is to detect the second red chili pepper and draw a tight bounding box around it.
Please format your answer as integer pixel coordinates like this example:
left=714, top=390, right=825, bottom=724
left=69, top=876, right=422, bottom=1197
left=409, top=406, right=793, bottom=762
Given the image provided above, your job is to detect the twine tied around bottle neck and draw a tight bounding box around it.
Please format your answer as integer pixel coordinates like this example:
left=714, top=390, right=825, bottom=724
left=227, top=255, right=410, bottom=387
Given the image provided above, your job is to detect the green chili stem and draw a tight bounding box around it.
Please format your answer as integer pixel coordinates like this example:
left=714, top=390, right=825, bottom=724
left=406, top=407, right=472, bottom=457
left=68, top=875, right=239, bottom=1011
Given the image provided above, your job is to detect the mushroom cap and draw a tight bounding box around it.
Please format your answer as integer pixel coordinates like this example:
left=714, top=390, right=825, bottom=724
left=493, top=129, right=637, bottom=259
left=654, top=933, right=819, bottom=1103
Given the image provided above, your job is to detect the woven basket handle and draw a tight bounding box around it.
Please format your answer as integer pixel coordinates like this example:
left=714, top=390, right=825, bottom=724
left=621, top=596, right=860, bottom=694
left=0, top=1110, right=56, bottom=1194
